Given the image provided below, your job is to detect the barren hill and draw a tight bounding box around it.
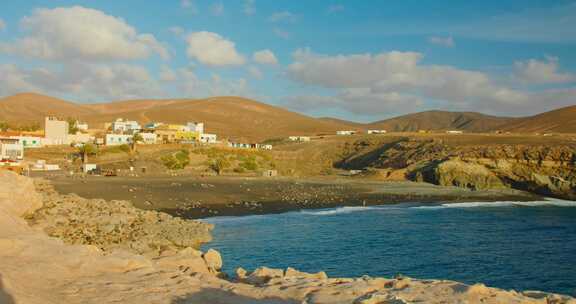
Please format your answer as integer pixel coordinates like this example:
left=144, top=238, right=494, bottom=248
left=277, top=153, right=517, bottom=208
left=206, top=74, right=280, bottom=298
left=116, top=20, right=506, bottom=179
left=0, top=93, right=94, bottom=125
left=499, top=105, right=576, bottom=133
left=366, top=111, right=517, bottom=132
left=81, top=96, right=348, bottom=141
left=318, top=117, right=366, bottom=129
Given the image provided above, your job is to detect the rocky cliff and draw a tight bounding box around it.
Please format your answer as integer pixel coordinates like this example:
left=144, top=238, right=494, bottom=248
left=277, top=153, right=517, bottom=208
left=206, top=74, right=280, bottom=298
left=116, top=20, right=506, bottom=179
left=0, top=171, right=574, bottom=303
left=338, top=138, right=576, bottom=200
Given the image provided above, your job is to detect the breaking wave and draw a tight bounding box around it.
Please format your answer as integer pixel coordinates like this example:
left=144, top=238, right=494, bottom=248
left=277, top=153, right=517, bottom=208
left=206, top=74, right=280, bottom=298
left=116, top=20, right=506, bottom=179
left=413, top=199, right=576, bottom=210
left=300, top=206, right=380, bottom=216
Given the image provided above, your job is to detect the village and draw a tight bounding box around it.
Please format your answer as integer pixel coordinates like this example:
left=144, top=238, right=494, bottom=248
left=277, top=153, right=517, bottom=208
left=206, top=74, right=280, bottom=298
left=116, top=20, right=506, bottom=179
left=0, top=116, right=478, bottom=176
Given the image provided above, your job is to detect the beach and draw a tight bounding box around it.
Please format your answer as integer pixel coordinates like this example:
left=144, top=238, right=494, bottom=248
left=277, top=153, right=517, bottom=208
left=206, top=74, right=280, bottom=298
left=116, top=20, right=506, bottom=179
left=48, top=174, right=537, bottom=218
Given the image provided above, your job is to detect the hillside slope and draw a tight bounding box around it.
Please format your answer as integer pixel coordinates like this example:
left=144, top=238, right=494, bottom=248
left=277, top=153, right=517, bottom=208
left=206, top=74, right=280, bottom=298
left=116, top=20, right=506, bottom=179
left=0, top=93, right=94, bottom=125
left=367, top=111, right=517, bottom=132
left=80, top=97, right=347, bottom=141
left=499, top=105, right=576, bottom=133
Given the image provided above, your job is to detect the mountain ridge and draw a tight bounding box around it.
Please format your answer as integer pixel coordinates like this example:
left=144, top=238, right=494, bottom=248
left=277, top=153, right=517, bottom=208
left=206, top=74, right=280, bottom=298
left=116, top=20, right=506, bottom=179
left=1, top=93, right=575, bottom=139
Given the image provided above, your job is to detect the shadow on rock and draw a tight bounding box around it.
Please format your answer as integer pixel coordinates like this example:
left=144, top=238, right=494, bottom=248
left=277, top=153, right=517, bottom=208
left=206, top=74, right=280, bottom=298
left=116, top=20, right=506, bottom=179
left=172, top=288, right=300, bottom=304
left=0, top=275, right=15, bottom=304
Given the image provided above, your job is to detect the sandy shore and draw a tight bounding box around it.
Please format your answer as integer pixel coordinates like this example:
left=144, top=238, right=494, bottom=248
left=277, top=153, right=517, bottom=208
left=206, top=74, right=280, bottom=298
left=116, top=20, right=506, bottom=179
left=48, top=175, right=538, bottom=218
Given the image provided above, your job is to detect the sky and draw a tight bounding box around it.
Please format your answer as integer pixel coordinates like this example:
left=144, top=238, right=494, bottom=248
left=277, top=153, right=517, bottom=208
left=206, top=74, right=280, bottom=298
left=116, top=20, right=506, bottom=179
left=0, top=0, right=575, bottom=122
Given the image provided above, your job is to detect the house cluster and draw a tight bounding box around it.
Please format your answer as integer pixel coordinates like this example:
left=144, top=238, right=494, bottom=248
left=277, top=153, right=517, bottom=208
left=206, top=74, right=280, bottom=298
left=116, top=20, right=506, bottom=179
left=336, top=129, right=387, bottom=136
left=104, top=119, right=218, bottom=146
left=1, top=117, right=92, bottom=164
left=228, top=142, right=273, bottom=150
left=288, top=136, right=311, bottom=142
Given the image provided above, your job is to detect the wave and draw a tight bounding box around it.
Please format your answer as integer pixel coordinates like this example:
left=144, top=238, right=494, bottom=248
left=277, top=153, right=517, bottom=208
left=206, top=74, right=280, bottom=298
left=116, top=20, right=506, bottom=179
left=300, top=206, right=380, bottom=216
left=413, top=199, right=576, bottom=210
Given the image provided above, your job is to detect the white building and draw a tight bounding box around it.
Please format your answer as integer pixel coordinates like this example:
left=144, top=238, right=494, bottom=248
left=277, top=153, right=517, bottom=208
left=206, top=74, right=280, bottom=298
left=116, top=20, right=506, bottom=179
left=0, top=138, right=24, bottom=161
left=45, top=117, right=69, bottom=145
left=187, top=122, right=204, bottom=133
left=200, top=133, right=217, bottom=144
left=75, top=121, right=89, bottom=131
left=446, top=130, right=463, bottom=134
left=288, top=136, right=311, bottom=142
left=10, top=136, right=44, bottom=148
left=367, top=130, right=387, bottom=134
left=69, top=133, right=94, bottom=144
left=105, top=134, right=133, bottom=146
left=337, top=130, right=356, bottom=135
left=111, top=119, right=141, bottom=133
left=139, top=132, right=157, bottom=144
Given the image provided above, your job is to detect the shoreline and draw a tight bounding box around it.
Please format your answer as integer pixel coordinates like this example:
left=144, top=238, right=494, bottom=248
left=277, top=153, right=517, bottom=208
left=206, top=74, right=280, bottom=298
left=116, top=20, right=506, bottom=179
left=46, top=174, right=540, bottom=219
left=1, top=171, right=574, bottom=303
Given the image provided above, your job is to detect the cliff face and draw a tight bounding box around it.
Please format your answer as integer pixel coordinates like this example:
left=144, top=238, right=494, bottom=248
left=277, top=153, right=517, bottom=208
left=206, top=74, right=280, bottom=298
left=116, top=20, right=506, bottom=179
left=1, top=171, right=574, bottom=303
left=338, top=138, right=576, bottom=199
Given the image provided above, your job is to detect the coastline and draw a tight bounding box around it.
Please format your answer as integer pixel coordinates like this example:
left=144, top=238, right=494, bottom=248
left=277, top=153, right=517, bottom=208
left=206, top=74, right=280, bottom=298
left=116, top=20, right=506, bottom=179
left=47, top=175, right=540, bottom=219
left=1, top=171, right=574, bottom=303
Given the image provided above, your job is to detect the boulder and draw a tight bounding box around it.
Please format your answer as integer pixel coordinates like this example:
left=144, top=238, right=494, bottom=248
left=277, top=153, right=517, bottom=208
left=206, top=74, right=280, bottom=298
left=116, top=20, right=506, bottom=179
left=202, top=249, right=222, bottom=273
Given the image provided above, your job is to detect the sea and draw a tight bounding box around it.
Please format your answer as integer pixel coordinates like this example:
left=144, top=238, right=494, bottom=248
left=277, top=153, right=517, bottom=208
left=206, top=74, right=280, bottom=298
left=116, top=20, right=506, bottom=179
left=202, top=199, right=576, bottom=296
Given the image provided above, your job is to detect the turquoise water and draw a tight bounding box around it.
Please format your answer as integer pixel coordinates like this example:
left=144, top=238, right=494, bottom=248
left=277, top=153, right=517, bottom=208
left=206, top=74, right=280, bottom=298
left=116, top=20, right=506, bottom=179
left=202, top=200, right=576, bottom=296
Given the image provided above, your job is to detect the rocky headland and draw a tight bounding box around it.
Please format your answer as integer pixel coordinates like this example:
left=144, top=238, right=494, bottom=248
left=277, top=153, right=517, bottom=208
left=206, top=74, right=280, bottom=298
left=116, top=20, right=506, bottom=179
left=338, top=138, right=576, bottom=200
left=1, top=171, right=575, bottom=303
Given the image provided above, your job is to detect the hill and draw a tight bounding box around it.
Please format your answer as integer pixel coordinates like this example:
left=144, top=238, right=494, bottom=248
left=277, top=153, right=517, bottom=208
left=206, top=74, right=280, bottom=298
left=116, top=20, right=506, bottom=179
left=0, top=93, right=94, bottom=125
left=499, top=105, right=576, bottom=133
left=366, top=111, right=517, bottom=132
left=318, top=117, right=366, bottom=129
left=81, top=97, right=349, bottom=141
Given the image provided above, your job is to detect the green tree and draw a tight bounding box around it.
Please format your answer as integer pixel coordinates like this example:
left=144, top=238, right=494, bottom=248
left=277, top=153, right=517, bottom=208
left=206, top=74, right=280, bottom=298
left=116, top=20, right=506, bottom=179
left=0, top=121, right=9, bottom=132
left=78, top=143, right=97, bottom=164
left=210, top=157, right=230, bottom=175
left=131, top=133, right=143, bottom=153
left=67, top=118, right=79, bottom=134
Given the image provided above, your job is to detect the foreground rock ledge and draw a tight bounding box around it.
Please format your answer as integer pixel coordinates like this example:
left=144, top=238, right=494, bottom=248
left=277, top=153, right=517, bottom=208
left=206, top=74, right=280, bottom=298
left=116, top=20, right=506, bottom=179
left=0, top=172, right=573, bottom=304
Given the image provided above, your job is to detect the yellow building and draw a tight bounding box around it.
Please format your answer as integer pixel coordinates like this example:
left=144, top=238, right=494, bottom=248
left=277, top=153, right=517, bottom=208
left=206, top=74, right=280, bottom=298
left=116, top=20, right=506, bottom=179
left=175, top=130, right=200, bottom=142
left=167, top=124, right=188, bottom=131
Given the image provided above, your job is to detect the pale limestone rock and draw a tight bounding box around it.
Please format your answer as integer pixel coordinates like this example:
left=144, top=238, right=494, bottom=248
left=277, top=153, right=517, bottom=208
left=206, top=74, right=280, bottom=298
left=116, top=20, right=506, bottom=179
left=202, top=248, right=222, bottom=272
left=236, top=267, right=248, bottom=279
left=284, top=267, right=328, bottom=280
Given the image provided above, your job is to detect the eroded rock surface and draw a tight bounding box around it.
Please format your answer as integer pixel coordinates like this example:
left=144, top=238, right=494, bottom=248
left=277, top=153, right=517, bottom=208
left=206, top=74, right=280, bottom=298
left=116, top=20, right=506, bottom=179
left=0, top=171, right=574, bottom=304
left=339, top=138, right=576, bottom=199
left=27, top=179, right=213, bottom=256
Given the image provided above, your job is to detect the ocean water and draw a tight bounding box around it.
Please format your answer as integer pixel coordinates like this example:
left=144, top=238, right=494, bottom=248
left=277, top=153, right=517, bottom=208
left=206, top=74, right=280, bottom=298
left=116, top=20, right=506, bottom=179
left=202, top=200, right=576, bottom=296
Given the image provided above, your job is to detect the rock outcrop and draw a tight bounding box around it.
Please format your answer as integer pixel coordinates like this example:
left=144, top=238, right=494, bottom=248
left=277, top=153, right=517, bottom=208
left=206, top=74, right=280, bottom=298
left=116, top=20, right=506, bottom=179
left=338, top=138, right=576, bottom=199
left=0, top=171, right=574, bottom=303
left=27, top=179, right=213, bottom=256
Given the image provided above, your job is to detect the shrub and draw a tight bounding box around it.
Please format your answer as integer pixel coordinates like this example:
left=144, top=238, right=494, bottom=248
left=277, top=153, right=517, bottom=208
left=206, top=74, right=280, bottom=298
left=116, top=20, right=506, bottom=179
left=162, top=149, right=190, bottom=170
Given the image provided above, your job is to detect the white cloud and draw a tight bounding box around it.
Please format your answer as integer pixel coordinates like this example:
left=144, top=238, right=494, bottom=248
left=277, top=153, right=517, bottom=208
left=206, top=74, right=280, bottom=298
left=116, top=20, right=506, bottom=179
left=327, top=5, right=344, bottom=14
left=252, top=49, right=278, bottom=65
left=0, top=18, right=6, bottom=31
left=286, top=49, right=576, bottom=115
left=185, top=31, right=245, bottom=66
left=0, top=6, right=169, bottom=61
left=243, top=0, right=256, bottom=15
left=247, top=66, right=263, bottom=79
left=177, top=68, right=250, bottom=97
left=211, top=2, right=225, bottom=16
left=0, top=62, right=163, bottom=100
left=269, top=11, right=297, bottom=23
left=159, top=65, right=178, bottom=82
left=513, top=56, right=575, bottom=84
left=428, top=36, right=454, bottom=48
left=181, top=0, right=198, bottom=14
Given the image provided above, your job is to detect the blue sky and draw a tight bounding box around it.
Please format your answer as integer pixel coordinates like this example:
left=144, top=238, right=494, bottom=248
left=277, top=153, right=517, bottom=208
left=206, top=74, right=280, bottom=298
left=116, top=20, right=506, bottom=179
left=0, top=0, right=575, bottom=121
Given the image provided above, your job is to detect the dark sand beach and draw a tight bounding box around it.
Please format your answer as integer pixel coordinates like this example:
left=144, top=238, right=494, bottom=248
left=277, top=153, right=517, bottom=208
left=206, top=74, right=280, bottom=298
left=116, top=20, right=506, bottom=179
left=48, top=175, right=538, bottom=218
